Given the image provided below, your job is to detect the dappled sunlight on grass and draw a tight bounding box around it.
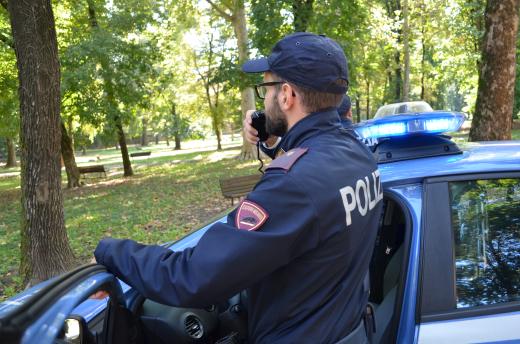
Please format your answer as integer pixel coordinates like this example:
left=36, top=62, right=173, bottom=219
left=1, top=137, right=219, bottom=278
left=235, top=160, right=260, bottom=169
left=206, top=149, right=241, bottom=162
left=0, top=176, right=20, bottom=193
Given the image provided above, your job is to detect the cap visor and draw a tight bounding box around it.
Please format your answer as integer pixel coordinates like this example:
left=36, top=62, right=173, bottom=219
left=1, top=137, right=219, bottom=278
left=242, top=58, right=270, bottom=73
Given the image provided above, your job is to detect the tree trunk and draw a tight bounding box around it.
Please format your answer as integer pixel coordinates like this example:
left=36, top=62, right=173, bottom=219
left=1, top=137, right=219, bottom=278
left=355, top=94, right=361, bottom=123
left=206, top=0, right=254, bottom=159
left=115, top=117, right=133, bottom=176
left=216, top=127, right=222, bottom=151
left=469, top=0, right=520, bottom=141
left=394, top=52, right=402, bottom=102
left=67, top=116, right=74, bottom=152
left=141, top=117, right=148, bottom=146
left=61, top=121, right=81, bottom=188
left=292, top=0, right=314, bottom=32
left=366, top=80, right=371, bottom=120
left=385, top=71, right=393, bottom=104
left=171, top=102, right=181, bottom=150
left=232, top=0, right=256, bottom=160
left=209, top=103, right=222, bottom=151
left=402, top=0, right=410, bottom=101
left=421, top=31, right=425, bottom=100
left=420, top=0, right=426, bottom=101
left=385, top=0, right=402, bottom=102
left=110, top=95, right=132, bottom=175
left=8, top=0, right=75, bottom=287
left=174, top=135, right=181, bottom=150
left=5, top=138, right=17, bottom=167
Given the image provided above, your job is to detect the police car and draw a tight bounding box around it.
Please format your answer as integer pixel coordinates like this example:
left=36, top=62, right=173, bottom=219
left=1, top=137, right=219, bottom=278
left=0, top=110, right=519, bottom=344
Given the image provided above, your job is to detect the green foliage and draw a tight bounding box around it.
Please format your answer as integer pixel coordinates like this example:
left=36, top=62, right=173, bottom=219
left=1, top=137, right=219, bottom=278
left=432, top=0, right=485, bottom=114
left=0, top=9, right=18, bottom=140
left=57, top=0, right=162, bottom=147
left=0, top=0, right=502, bottom=142
left=250, top=0, right=292, bottom=55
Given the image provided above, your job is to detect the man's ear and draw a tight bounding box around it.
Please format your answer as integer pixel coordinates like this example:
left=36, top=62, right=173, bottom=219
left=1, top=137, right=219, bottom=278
left=279, top=83, right=295, bottom=111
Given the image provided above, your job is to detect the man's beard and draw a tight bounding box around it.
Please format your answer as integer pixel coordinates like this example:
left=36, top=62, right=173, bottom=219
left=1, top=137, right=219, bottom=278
left=266, top=96, right=288, bottom=137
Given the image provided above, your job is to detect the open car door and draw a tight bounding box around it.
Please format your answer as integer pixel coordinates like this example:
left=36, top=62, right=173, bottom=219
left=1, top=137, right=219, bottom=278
left=0, top=264, right=141, bottom=344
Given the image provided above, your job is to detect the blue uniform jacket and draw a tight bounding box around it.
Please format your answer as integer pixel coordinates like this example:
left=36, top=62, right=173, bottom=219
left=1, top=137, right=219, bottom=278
left=95, top=109, right=383, bottom=343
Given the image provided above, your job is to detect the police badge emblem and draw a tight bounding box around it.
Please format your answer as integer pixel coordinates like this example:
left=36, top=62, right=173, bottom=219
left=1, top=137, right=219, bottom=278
left=235, top=200, right=269, bottom=231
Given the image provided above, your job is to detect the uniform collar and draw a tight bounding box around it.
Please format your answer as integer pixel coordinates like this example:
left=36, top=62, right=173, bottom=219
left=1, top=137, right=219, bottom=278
left=276, top=108, right=341, bottom=154
left=340, top=118, right=353, bottom=128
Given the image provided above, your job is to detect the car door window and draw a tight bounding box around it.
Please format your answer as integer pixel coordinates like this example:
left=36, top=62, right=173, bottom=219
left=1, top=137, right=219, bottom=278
left=449, top=178, right=520, bottom=308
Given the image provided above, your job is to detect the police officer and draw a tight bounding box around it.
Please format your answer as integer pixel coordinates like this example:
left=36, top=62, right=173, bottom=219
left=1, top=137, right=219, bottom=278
left=338, top=94, right=353, bottom=128
left=94, top=32, right=383, bottom=343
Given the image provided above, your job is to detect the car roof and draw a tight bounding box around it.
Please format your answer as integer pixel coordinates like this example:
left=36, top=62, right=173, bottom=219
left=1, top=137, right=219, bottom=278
left=380, top=140, right=520, bottom=184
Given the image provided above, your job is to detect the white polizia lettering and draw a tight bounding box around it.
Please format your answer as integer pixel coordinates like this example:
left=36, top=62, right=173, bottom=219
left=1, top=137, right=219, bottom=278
left=340, top=186, right=356, bottom=226
left=356, top=179, right=368, bottom=216
left=340, top=169, right=383, bottom=227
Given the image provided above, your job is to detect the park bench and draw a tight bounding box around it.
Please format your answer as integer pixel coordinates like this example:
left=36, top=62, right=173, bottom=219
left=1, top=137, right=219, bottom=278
left=219, top=174, right=261, bottom=205
left=130, top=151, right=151, bottom=158
left=78, top=165, right=106, bottom=178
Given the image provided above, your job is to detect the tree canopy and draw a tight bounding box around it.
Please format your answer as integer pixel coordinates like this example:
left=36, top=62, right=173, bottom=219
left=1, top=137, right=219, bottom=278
left=2, top=0, right=518, bottom=160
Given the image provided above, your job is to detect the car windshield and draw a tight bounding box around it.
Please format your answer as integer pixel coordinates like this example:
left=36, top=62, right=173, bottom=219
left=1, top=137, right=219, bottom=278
left=374, top=101, right=433, bottom=118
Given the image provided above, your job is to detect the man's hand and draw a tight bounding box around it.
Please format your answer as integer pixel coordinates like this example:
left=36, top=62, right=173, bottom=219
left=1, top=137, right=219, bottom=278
left=244, top=110, right=260, bottom=145
left=89, top=257, right=109, bottom=299
left=244, top=110, right=279, bottom=147
left=90, top=290, right=110, bottom=299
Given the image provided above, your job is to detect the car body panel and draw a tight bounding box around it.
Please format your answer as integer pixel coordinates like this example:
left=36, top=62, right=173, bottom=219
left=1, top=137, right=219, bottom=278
left=387, top=185, right=423, bottom=344
left=0, top=279, right=54, bottom=315
left=418, top=311, right=520, bottom=343
left=379, top=141, right=520, bottom=185
left=22, top=272, right=122, bottom=344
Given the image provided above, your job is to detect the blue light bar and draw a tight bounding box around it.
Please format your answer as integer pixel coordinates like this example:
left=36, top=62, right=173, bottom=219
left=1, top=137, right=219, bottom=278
left=354, top=111, right=466, bottom=140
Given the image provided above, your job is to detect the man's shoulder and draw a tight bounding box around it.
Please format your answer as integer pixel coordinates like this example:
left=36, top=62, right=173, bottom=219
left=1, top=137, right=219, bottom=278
left=266, top=147, right=308, bottom=173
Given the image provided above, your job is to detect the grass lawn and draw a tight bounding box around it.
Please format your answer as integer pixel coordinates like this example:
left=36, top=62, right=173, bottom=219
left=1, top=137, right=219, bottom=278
left=0, top=136, right=259, bottom=300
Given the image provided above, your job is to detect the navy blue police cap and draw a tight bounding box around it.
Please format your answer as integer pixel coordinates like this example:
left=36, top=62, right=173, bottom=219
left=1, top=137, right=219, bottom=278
left=242, top=32, right=349, bottom=94
left=337, top=94, right=351, bottom=115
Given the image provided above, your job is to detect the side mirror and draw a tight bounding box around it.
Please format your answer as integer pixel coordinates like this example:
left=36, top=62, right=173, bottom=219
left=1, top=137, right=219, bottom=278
left=61, top=315, right=90, bottom=344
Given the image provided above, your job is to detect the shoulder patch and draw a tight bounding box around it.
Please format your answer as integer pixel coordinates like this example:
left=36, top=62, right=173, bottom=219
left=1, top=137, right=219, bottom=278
left=235, top=200, right=269, bottom=231
left=266, top=147, right=308, bottom=172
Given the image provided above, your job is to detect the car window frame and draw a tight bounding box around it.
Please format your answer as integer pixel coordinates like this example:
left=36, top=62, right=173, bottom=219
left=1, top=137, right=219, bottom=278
left=376, top=187, right=418, bottom=343
left=419, top=171, right=520, bottom=323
